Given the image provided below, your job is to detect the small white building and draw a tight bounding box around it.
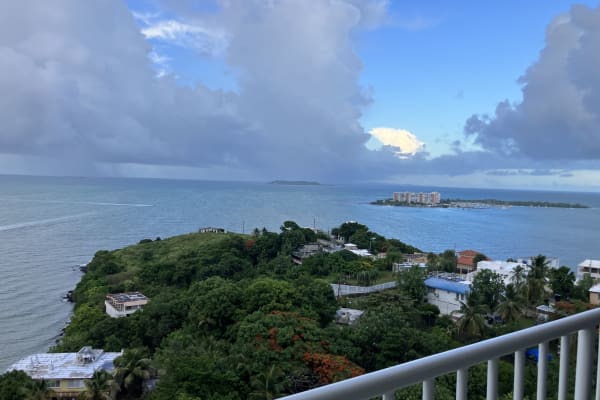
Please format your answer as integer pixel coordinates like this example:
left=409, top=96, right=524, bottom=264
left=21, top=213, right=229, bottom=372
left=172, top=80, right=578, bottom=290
left=425, top=277, right=471, bottom=315
left=8, top=347, right=122, bottom=400
left=344, top=243, right=372, bottom=257
left=392, top=262, right=427, bottom=272
left=577, top=259, right=600, bottom=281
left=589, top=284, right=600, bottom=305
left=468, top=260, right=529, bottom=286
left=105, top=292, right=149, bottom=318
left=536, top=304, right=556, bottom=322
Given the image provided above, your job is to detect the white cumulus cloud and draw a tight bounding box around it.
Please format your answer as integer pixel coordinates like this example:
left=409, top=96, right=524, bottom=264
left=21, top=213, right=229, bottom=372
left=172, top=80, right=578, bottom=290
left=369, top=127, right=425, bottom=157
left=141, top=20, right=228, bottom=56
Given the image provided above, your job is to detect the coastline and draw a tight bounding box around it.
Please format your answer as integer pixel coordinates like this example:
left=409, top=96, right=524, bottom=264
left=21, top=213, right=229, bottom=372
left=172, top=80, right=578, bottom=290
left=371, top=198, right=589, bottom=209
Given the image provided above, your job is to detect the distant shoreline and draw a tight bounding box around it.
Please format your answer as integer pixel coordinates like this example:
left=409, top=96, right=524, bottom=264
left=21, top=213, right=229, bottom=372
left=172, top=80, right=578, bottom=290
left=269, top=180, right=321, bottom=186
left=371, top=198, right=589, bottom=209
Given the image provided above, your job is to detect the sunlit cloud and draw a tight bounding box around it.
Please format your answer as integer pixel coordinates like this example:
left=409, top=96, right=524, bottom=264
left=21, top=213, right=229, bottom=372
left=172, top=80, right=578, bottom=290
left=141, top=19, right=228, bottom=56
left=369, top=127, right=425, bottom=158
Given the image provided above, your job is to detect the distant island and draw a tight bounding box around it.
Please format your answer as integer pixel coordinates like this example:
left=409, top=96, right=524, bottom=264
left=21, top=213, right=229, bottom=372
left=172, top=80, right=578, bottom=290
left=269, top=180, right=321, bottom=185
left=371, top=198, right=589, bottom=209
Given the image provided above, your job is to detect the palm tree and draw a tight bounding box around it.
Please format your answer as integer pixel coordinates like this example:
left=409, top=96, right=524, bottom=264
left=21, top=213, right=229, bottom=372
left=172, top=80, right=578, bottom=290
left=526, top=255, right=550, bottom=306
left=249, top=365, right=286, bottom=400
left=25, top=380, right=52, bottom=400
left=453, top=301, right=487, bottom=339
left=113, top=348, right=155, bottom=397
left=79, top=370, right=116, bottom=400
left=496, top=284, right=524, bottom=322
left=510, top=265, right=527, bottom=296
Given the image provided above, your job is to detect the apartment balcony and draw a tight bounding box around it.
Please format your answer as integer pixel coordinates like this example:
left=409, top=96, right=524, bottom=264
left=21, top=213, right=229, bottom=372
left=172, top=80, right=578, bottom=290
left=280, top=307, right=600, bottom=400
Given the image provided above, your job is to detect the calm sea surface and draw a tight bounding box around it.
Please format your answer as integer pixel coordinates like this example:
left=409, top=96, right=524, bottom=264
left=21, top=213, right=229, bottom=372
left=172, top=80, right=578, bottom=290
left=1, top=175, right=600, bottom=369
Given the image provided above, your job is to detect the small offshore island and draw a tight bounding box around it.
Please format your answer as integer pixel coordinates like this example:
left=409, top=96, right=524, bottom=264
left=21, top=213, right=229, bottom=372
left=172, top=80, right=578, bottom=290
left=371, top=191, right=589, bottom=209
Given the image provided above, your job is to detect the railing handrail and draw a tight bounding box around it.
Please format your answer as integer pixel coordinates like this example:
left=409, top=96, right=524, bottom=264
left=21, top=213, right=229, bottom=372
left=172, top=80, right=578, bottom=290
left=279, top=307, right=600, bottom=400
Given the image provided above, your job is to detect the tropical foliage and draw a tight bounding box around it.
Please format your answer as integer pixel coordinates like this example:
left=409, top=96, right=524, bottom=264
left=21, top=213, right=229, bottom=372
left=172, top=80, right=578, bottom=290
left=1, top=222, right=593, bottom=400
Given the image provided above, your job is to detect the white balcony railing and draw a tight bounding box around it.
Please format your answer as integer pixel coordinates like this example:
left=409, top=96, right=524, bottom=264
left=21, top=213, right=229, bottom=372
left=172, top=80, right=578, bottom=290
left=279, top=307, right=600, bottom=400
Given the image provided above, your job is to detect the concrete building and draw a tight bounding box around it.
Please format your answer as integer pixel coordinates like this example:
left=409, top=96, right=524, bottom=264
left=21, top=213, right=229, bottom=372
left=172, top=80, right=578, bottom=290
left=577, top=259, right=600, bottom=281
left=292, top=243, right=322, bottom=265
left=404, top=253, right=429, bottom=264
left=105, top=292, right=148, bottom=318
left=425, top=276, right=471, bottom=315
left=8, top=347, right=122, bottom=400
left=198, top=227, right=225, bottom=233
left=392, top=191, right=441, bottom=205
left=468, top=260, right=529, bottom=286
left=456, top=250, right=484, bottom=274
left=392, top=262, right=427, bottom=272
left=589, top=284, right=600, bottom=305
left=344, top=243, right=372, bottom=257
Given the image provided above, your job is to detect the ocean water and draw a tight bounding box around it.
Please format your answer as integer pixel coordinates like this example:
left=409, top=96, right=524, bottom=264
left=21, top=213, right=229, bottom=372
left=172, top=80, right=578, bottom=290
left=1, top=175, right=600, bottom=369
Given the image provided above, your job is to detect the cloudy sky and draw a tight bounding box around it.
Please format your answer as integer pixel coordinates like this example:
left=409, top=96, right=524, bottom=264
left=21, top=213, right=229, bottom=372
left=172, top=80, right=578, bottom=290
left=1, top=0, right=600, bottom=190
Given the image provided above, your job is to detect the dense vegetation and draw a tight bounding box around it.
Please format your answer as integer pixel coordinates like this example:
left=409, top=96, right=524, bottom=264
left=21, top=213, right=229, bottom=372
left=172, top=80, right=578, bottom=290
left=1, top=222, right=596, bottom=399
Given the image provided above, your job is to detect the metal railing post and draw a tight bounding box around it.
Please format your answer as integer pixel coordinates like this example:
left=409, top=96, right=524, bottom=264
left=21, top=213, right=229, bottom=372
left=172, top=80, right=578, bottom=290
left=277, top=309, right=600, bottom=400
left=596, top=330, right=600, bottom=400
left=422, top=378, right=434, bottom=400
left=382, top=390, right=395, bottom=400
left=575, top=327, right=595, bottom=400
left=537, top=341, right=548, bottom=400
left=487, top=358, right=498, bottom=400
left=514, top=349, right=525, bottom=400
left=456, top=368, right=467, bottom=400
left=558, top=335, right=569, bottom=400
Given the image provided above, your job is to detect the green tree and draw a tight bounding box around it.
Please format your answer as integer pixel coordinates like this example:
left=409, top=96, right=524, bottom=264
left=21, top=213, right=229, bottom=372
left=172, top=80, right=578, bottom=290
left=453, top=301, right=487, bottom=340
left=510, top=265, right=527, bottom=296
left=496, top=284, right=524, bottom=322
left=471, top=269, right=505, bottom=310
left=572, top=273, right=595, bottom=301
left=26, top=379, right=52, bottom=400
left=0, top=370, right=38, bottom=400
left=397, top=265, right=427, bottom=303
left=525, top=255, right=550, bottom=306
left=248, top=365, right=287, bottom=400
left=79, top=370, right=116, bottom=400
left=550, top=266, right=576, bottom=299
left=331, top=222, right=369, bottom=242
left=113, top=348, right=154, bottom=398
left=472, top=252, right=488, bottom=266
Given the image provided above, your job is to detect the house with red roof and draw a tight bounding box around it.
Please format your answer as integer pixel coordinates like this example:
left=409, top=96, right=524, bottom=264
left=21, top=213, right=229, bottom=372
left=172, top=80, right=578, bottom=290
left=456, top=250, right=488, bottom=274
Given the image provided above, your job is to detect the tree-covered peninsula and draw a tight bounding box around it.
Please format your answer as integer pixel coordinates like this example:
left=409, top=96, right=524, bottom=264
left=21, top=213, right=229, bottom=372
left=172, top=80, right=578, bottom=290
left=1, top=221, right=595, bottom=399
left=371, top=198, right=589, bottom=208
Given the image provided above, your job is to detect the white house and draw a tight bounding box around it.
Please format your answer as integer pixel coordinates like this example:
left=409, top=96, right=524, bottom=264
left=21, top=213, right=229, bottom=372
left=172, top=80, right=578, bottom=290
left=425, top=277, right=471, bottom=315
left=468, top=260, right=529, bottom=286
left=8, top=347, right=122, bottom=400
left=105, top=292, right=148, bottom=318
left=589, top=284, right=600, bottom=305
left=577, top=259, right=600, bottom=281
left=344, top=243, right=372, bottom=257
left=392, top=262, right=427, bottom=272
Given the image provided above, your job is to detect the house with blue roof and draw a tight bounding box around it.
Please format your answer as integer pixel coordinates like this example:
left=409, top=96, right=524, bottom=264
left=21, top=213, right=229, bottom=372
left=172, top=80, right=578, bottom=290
left=425, top=276, right=471, bottom=315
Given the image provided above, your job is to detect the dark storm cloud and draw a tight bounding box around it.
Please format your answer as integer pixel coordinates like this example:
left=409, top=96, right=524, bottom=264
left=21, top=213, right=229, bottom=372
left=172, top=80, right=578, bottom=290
left=465, top=5, right=600, bottom=161
left=0, top=0, right=390, bottom=180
